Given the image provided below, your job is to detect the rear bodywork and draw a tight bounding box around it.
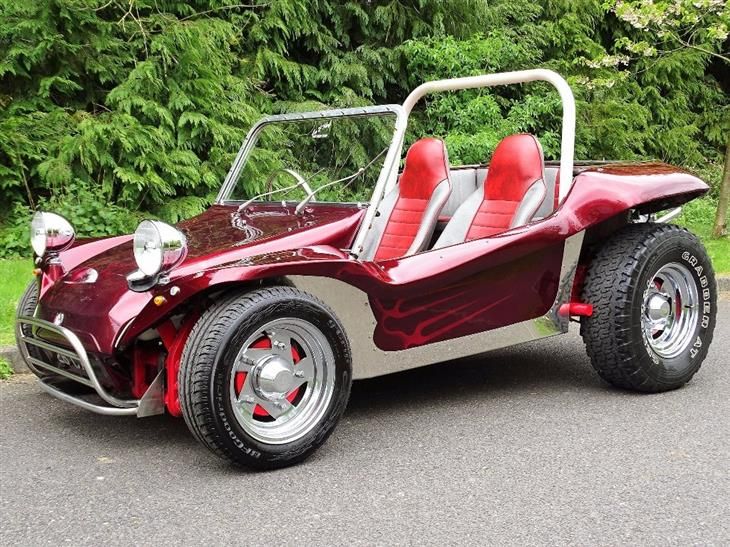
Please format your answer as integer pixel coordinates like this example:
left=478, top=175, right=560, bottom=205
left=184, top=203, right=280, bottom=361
left=16, top=69, right=709, bottom=417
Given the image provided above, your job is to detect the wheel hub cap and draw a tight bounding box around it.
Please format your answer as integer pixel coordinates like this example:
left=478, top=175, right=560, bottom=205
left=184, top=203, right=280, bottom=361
left=255, top=357, right=295, bottom=398
left=641, top=262, right=700, bottom=360
left=647, top=294, right=671, bottom=322
left=228, top=318, right=336, bottom=445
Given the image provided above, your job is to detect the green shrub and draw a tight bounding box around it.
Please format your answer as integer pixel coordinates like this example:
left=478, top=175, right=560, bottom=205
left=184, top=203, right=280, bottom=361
left=678, top=197, right=719, bottom=229
left=0, top=0, right=726, bottom=259
left=0, top=184, right=143, bottom=258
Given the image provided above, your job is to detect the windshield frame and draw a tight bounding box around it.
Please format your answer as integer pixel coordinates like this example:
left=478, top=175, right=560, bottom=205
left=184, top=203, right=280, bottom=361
left=215, top=105, right=407, bottom=206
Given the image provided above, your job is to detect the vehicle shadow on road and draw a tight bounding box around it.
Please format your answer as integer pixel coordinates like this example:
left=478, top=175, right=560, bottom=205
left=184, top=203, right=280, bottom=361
left=46, top=406, right=197, bottom=447
left=347, top=335, right=607, bottom=417
left=32, top=335, right=605, bottom=464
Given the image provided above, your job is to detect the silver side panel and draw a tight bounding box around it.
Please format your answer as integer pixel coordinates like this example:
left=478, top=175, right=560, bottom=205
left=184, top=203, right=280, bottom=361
left=291, top=231, right=585, bottom=379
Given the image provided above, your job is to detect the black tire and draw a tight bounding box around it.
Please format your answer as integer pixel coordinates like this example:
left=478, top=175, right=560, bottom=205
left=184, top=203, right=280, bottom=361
left=178, top=286, right=352, bottom=469
left=15, top=280, right=43, bottom=372
left=580, top=223, right=716, bottom=392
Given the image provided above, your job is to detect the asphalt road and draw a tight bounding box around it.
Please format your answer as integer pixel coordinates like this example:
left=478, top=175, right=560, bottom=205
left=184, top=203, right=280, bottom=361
left=1, top=303, right=728, bottom=546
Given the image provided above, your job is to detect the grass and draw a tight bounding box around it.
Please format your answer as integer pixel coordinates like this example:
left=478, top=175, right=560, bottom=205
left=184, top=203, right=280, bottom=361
left=0, top=258, right=34, bottom=348
left=680, top=221, right=730, bottom=274
left=676, top=198, right=730, bottom=274
left=0, top=356, right=12, bottom=380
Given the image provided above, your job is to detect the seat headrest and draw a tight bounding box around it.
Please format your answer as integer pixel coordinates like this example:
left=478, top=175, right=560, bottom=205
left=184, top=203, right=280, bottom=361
left=484, top=134, right=544, bottom=201
left=399, top=138, right=450, bottom=199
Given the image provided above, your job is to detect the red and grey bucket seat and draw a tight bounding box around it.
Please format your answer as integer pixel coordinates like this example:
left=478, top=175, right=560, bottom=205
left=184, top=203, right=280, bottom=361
left=360, top=137, right=452, bottom=260
left=434, top=134, right=547, bottom=248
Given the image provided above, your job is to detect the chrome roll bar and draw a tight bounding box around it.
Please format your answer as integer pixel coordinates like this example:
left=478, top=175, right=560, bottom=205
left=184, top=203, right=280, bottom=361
left=350, top=69, right=576, bottom=258
left=215, top=70, right=576, bottom=260
left=400, top=69, right=575, bottom=203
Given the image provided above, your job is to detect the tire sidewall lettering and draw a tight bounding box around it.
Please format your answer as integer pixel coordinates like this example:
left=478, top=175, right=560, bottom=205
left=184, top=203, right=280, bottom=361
left=210, top=295, right=349, bottom=461
left=680, top=250, right=713, bottom=356
left=582, top=224, right=715, bottom=392
left=640, top=246, right=714, bottom=371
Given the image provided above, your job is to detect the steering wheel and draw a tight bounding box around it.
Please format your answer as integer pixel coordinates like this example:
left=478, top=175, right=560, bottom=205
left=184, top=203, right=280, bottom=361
left=264, top=168, right=316, bottom=202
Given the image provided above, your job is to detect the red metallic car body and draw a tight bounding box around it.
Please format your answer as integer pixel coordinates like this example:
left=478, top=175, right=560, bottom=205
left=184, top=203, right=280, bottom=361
left=16, top=69, right=717, bottom=469
left=38, top=163, right=706, bottom=354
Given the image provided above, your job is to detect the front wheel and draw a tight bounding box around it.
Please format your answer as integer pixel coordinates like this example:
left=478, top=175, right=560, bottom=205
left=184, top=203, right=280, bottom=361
left=580, top=223, right=716, bottom=392
left=15, top=280, right=45, bottom=375
left=179, top=286, right=352, bottom=469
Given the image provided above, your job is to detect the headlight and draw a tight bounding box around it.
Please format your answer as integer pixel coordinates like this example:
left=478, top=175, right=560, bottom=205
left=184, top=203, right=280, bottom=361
left=30, top=212, right=75, bottom=256
left=133, top=220, right=187, bottom=276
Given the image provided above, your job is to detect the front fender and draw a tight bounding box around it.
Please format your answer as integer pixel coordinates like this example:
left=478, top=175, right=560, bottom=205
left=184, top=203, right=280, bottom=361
left=116, top=245, right=381, bottom=348
left=61, top=235, right=133, bottom=272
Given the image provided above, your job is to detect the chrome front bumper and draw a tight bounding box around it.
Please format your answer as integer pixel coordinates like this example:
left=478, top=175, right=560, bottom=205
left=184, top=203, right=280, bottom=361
left=15, top=316, right=163, bottom=417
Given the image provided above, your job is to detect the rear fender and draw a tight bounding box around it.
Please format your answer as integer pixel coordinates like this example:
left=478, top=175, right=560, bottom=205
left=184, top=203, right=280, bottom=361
left=566, top=164, right=708, bottom=300
left=565, top=164, right=707, bottom=230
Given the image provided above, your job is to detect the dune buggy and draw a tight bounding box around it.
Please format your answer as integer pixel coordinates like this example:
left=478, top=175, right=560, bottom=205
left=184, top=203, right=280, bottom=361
left=16, top=70, right=717, bottom=469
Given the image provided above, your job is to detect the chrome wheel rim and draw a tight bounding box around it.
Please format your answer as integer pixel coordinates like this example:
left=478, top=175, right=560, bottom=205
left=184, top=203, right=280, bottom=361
left=641, top=262, right=699, bottom=359
left=229, top=318, right=335, bottom=445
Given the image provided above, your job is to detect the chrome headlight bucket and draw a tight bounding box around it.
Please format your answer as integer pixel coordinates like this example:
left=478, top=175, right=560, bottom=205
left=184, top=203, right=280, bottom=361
left=30, top=212, right=76, bottom=256
left=133, top=220, right=187, bottom=276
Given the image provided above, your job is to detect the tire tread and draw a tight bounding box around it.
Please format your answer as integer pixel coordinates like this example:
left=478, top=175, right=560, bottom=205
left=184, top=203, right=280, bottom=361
left=580, top=223, right=715, bottom=392
left=178, top=286, right=351, bottom=469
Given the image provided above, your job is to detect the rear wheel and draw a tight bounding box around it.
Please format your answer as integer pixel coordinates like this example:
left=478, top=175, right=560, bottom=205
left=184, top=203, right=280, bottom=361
left=179, top=286, right=352, bottom=469
left=580, top=223, right=716, bottom=392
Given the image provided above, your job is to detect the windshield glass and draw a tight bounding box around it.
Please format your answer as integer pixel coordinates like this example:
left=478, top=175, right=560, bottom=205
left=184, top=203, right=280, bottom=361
left=223, top=110, right=398, bottom=204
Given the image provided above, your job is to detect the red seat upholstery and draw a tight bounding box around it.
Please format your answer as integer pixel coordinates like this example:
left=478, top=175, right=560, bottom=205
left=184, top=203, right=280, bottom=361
left=361, top=138, right=452, bottom=261
left=467, top=134, right=545, bottom=239
left=435, top=134, right=547, bottom=248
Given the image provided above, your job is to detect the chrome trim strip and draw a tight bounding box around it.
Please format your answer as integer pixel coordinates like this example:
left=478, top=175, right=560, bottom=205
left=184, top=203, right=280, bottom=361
left=291, top=231, right=585, bottom=379
left=37, top=380, right=138, bottom=416
left=656, top=207, right=682, bottom=223
left=26, top=356, right=94, bottom=388
left=22, top=336, right=82, bottom=362
left=16, top=316, right=142, bottom=413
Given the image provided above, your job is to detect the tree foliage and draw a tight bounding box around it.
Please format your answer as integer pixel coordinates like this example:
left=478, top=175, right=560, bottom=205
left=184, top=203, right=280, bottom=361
left=609, top=0, right=728, bottom=63
left=0, top=0, right=728, bottom=256
left=604, top=0, right=729, bottom=235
